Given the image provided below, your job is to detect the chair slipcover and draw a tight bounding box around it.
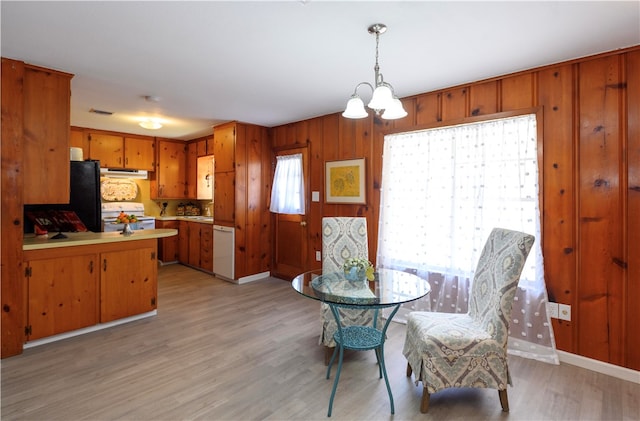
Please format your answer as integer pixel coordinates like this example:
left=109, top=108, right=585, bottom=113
left=403, top=228, right=535, bottom=412
left=320, top=217, right=382, bottom=348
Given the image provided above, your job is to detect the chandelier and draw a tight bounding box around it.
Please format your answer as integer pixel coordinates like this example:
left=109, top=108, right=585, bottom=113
left=342, top=23, right=407, bottom=120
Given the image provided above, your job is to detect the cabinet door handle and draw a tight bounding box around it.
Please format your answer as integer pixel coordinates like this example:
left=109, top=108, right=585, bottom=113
left=89, top=260, right=94, bottom=274
left=125, top=157, right=129, bottom=165
left=103, top=259, right=107, bottom=271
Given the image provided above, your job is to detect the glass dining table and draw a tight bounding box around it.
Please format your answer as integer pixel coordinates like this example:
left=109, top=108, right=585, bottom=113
left=292, top=268, right=431, bottom=417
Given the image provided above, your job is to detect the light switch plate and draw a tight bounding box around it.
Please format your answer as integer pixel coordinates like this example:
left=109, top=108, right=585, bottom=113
left=316, top=251, right=322, bottom=261
left=312, top=191, right=320, bottom=202
left=559, top=304, right=571, bottom=321
left=546, top=302, right=559, bottom=319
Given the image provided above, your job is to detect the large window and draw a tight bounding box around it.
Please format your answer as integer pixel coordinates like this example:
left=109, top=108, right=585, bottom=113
left=377, top=113, right=557, bottom=364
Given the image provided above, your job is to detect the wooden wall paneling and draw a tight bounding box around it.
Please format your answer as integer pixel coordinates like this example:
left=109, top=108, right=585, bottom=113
left=323, top=114, right=341, bottom=216
left=1, top=58, right=25, bottom=357
left=502, top=73, right=536, bottom=111
left=624, top=49, right=640, bottom=370
left=235, top=124, right=247, bottom=278
left=469, top=80, right=498, bottom=116
left=537, top=64, right=577, bottom=353
left=441, top=87, right=468, bottom=120
left=415, top=92, right=441, bottom=125
left=260, top=125, right=273, bottom=274
left=245, top=124, right=267, bottom=275
left=577, top=55, right=624, bottom=365
left=307, top=117, right=324, bottom=270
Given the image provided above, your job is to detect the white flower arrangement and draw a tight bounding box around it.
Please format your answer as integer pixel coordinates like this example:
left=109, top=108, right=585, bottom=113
left=343, top=257, right=375, bottom=281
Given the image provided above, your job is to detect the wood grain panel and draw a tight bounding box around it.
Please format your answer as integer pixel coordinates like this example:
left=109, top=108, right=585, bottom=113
left=234, top=123, right=247, bottom=277
left=577, top=55, right=624, bottom=364
left=416, top=92, right=440, bottom=125
left=441, top=87, right=468, bottom=120
left=27, top=255, right=98, bottom=340
left=502, top=73, right=536, bottom=111
left=537, top=64, right=577, bottom=352
left=22, top=66, right=71, bottom=204
left=469, top=81, right=498, bottom=116
left=625, top=49, right=640, bottom=370
left=1, top=58, right=25, bottom=357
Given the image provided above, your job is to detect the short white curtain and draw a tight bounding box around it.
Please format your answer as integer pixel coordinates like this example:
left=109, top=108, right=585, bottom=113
left=377, top=114, right=558, bottom=364
left=270, top=153, right=305, bottom=215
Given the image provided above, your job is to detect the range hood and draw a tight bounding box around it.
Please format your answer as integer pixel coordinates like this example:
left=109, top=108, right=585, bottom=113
left=100, top=168, right=148, bottom=179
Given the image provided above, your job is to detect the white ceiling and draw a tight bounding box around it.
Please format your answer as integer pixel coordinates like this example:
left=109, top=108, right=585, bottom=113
left=2, top=1, right=639, bottom=140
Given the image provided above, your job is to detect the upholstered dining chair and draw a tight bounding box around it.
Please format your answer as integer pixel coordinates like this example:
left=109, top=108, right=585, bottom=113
left=403, top=228, right=535, bottom=413
left=320, top=217, right=382, bottom=364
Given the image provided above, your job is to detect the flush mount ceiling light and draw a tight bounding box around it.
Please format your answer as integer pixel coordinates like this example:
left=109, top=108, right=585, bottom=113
left=139, top=118, right=163, bottom=130
left=342, top=23, right=407, bottom=120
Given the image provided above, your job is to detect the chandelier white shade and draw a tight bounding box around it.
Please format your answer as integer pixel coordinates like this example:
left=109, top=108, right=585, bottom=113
left=342, top=24, right=407, bottom=120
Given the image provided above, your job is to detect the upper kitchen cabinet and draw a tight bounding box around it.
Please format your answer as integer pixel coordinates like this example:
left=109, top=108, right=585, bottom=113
left=22, top=64, right=73, bottom=204
left=213, top=122, right=235, bottom=173
left=151, top=138, right=187, bottom=199
left=87, top=131, right=155, bottom=171
left=124, top=136, right=155, bottom=170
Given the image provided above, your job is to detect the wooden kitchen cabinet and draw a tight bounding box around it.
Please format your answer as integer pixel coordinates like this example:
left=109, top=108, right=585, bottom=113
left=213, top=122, right=236, bottom=173
left=177, top=220, right=213, bottom=273
left=151, top=139, right=187, bottom=199
left=100, top=247, right=157, bottom=323
left=156, top=220, right=179, bottom=263
left=23, top=64, right=73, bottom=204
left=200, top=224, right=213, bottom=272
left=88, top=132, right=155, bottom=170
left=188, top=222, right=201, bottom=268
left=124, top=136, right=155, bottom=170
left=88, top=133, right=123, bottom=168
left=214, top=171, right=235, bottom=224
left=25, top=254, right=98, bottom=341
left=178, top=220, right=190, bottom=264
left=186, top=141, right=198, bottom=199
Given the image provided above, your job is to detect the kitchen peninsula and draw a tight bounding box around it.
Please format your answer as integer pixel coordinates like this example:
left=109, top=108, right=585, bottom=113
left=22, top=229, right=177, bottom=347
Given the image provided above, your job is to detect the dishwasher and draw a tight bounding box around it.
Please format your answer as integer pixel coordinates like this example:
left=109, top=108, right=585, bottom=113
left=213, top=225, right=235, bottom=281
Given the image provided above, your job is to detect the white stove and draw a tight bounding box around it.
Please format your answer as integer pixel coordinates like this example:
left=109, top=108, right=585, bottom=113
left=101, top=202, right=155, bottom=232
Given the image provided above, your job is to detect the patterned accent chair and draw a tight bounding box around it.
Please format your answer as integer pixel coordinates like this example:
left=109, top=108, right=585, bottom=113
left=403, top=228, right=535, bottom=413
left=320, top=217, right=383, bottom=364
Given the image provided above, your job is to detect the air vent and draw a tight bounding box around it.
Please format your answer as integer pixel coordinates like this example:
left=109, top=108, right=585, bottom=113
left=89, top=108, right=114, bottom=116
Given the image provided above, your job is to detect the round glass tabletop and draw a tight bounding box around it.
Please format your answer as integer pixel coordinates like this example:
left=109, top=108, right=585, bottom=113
left=292, top=268, right=431, bottom=307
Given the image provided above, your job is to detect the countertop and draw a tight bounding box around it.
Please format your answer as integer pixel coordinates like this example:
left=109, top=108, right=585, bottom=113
left=23, top=229, right=178, bottom=251
left=155, top=216, right=214, bottom=224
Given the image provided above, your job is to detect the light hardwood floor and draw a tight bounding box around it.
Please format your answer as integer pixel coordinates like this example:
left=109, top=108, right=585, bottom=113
left=2, top=264, right=638, bottom=420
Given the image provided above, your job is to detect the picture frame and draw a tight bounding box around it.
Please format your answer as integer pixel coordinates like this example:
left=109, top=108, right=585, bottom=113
left=325, top=158, right=366, bottom=204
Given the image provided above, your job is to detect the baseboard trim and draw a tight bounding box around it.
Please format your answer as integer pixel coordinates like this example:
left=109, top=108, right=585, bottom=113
left=24, top=310, right=157, bottom=349
left=557, top=350, right=640, bottom=384
left=236, top=271, right=271, bottom=284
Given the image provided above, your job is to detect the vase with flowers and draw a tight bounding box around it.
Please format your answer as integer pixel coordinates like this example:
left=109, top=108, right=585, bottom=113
left=342, top=258, right=375, bottom=282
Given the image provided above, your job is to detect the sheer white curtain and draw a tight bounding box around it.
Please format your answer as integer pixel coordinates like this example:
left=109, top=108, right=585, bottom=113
left=270, top=153, right=305, bottom=215
left=377, top=114, right=558, bottom=364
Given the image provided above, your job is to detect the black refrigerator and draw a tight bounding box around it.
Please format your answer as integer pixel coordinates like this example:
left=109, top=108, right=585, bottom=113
left=24, top=160, right=102, bottom=233
left=69, top=160, right=102, bottom=232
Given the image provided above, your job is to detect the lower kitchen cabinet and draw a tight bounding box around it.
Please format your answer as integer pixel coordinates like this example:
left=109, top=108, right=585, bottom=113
left=100, top=247, right=157, bottom=322
left=156, top=220, right=179, bottom=263
left=177, top=220, right=214, bottom=273
left=200, top=224, right=213, bottom=272
left=23, top=238, right=159, bottom=342
left=25, top=254, right=98, bottom=341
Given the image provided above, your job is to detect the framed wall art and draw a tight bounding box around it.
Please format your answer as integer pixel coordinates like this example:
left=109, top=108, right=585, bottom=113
left=325, top=158, right=366, bottom=204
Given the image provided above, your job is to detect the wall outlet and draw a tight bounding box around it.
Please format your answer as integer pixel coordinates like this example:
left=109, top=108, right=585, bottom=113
left=547, top=302, right=559, bottom=319
left=559, top=304, right=571, bottom=321
left=316, top=251, right=322, bottom=262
